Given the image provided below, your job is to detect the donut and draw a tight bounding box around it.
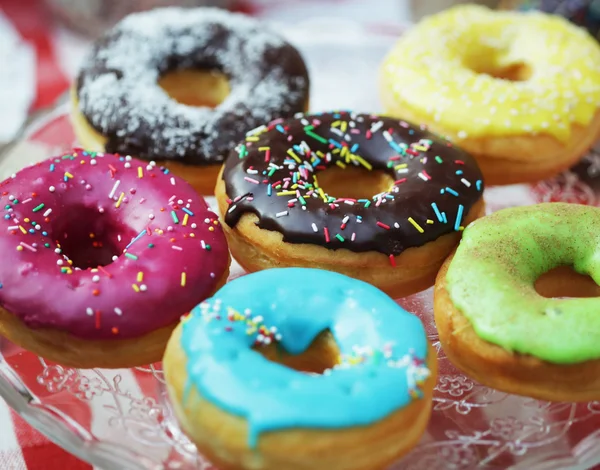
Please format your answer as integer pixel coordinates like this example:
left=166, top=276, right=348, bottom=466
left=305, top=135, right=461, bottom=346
left=500, top=0, right=600, bottom=41
left=380, top=5, right=600, bottom=185
left=215, top=111, right=485, bottom=298
left=71, top=7, right=310, bottom=195
left=163, top=268, right=436, bottom=470
left=0, top=149, right=230, bottom=368
left=434, top=203, right=600, bottom=402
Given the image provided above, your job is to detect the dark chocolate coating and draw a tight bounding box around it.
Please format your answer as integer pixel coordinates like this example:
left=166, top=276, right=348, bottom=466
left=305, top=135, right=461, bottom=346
left=222, top=112, right=484, bottom=256
left=76, top=7, right=309, bottom=165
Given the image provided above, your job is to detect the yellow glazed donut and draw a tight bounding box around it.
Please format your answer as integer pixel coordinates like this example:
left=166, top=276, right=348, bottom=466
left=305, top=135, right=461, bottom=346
left=380, top=5, right=600, bottom=185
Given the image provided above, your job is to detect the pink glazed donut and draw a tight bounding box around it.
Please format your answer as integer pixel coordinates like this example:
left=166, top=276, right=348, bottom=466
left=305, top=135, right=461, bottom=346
left=0, top=149, right=229, bottom=368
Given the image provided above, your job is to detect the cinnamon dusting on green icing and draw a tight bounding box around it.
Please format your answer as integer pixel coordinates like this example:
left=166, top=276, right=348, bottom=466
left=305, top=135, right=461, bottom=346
left=446, top=203, right=600, bottom=364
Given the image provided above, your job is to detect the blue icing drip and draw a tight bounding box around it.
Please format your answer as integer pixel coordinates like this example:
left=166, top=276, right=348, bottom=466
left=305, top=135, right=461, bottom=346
left=180, top=268, right=429, bottom=447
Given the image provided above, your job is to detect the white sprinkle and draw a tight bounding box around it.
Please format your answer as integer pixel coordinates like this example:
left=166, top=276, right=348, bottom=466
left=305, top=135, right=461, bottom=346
left=54, top=248, right=61, bottom=254
left=172, top=245, right=183, bottom=251
left=311, top=223, right=318, bottom=232
left=228, top=204, right=237, bottom=214
left=125, top=155, right=132, bottom=162
left=370, top=121, right=384, bottom=133
left=170, top=177, right=176, bottom=186
left=124, top=162, right=131, bottom=169
left=191, top=223, right=197, bottom=229
left=394, top=222, right=400, bottom=228
left=90, top=159, right=97, bottom=165
left=461, top=178, right=471, bottom=187
left=57, top=260, right=63, bottom=265
left=92, top=275, right=100, bottom=283
left=112, top=255, right=118, bottom=261
left=148, top=214, right=155, bottom=220
left=276, top=211, right=288, bottom=217
left=139, top=284, right=147, bottom=292
left=114, top=307, right=123, bottom=316
left=108, top=180, right=121, bottom=199
left=86, top=308, right=94, bottom=316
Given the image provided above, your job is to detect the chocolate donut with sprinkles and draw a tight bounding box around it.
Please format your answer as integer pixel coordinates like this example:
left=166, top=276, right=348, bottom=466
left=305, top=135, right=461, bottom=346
left=216, top=111, right=485, bottom=298
left=71, top=7, right=309, bottom=195
left=0, top=150, right=230, bottom=369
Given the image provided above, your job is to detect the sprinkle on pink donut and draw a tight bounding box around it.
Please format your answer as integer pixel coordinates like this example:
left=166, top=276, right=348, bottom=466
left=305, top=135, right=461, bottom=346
left=0, top=149, right=229, bottom=339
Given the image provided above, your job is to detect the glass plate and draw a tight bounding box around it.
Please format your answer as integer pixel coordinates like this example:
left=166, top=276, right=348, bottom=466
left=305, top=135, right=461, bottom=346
left=2, top=20, right=600, bottom=470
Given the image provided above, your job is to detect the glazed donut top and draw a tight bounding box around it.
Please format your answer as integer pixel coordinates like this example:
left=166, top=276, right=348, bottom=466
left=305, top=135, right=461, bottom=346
left=381, top=5, right=600, bottom=142
left=180, top=268, right=431, bottom=446
left=222, top=112, right=483, bottom=257
left=446, top=203, right=600, bottom=364
left=76, top=7, right=309, bottom=163
left=0, top=150, right=229, bottom=340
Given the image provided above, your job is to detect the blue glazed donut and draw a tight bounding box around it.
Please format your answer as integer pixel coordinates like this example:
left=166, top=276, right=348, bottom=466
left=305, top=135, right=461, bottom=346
left=163, top=268, right=436, bottom=470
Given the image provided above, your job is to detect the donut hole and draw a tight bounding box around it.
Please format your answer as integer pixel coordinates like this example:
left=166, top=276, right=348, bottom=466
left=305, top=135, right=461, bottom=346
left=535, top=266, right=600, bottom=299
left=463, top=49, right=532, bottom=82
left=52, top=206, right=137, bottom=269
left=158, top=70, right=230, bottom=108
left=317, top=166, right=395, bottom=200
left=256, top=330, right=340, bottom=374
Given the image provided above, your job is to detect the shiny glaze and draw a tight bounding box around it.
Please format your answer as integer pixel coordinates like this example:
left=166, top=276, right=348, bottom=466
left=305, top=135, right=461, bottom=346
left=381, top=5, right=600, bottom=142
left=447, top=203, right=600, bottom=364
left=180, top=268, right=430, bottom=447
left=0, top=150, right=229, bottom=339
left=76, top=7, right=309, bottom=164
left=222, top=112, right=483, bottom=255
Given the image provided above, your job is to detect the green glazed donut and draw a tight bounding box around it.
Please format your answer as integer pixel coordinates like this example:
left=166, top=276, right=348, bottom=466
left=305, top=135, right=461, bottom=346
left=435, top=202, right=600, bottom=401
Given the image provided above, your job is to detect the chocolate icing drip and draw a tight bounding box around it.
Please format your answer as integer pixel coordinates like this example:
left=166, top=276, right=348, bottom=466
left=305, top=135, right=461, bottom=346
left=76, top=7, right=309, bottom=165
left=222, top=112, right=484, bottom=256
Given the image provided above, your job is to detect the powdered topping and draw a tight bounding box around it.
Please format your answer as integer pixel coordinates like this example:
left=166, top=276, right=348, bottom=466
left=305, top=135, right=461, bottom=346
left=76, top=7, right=309, bottom=163
left=0, top=149, right=229, bottom=339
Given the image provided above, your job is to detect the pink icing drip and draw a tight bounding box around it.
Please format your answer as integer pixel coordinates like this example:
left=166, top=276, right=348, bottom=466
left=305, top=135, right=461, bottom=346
left=0, top=150, right=229, bottom=339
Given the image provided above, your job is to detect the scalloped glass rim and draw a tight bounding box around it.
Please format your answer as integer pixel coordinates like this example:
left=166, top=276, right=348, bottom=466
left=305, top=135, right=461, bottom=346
left=1, top=19, right=600, bottom=470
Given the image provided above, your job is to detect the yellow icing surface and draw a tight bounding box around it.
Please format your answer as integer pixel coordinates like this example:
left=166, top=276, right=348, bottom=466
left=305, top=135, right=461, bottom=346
left=381, top=5, right=600, bottom=142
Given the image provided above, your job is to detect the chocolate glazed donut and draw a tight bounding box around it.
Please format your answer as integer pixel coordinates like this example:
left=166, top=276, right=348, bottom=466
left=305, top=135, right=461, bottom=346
left=217, top=112, right=485, bottom=297
left=74, top=7, right=309, bottom=164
